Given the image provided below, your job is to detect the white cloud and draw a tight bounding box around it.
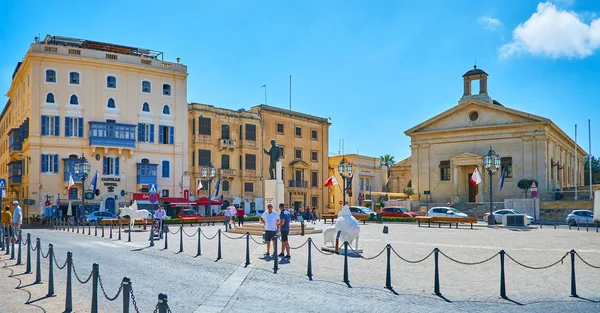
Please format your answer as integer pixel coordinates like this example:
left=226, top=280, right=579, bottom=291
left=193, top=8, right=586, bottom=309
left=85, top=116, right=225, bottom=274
left=479, top=17, right=503, bottom=31
left=500, top=2, right=600, bottom=59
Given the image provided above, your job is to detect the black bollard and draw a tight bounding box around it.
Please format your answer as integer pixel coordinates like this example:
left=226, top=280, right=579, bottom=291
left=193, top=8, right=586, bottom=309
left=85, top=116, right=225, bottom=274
left=385, top=244, right=392, bottom=290
left=0, top=226, right=4, bottom=250
left=196, top=227, right=202, bottom=257
left=65, top=252, right=73, bottom=313
left=101, top=222, right=105, bottom=238
left=217, top=229, right=222, bottom=260
left=72, top=219, right=74, bottom=232
left=10, top=233, right=15, bottom=260
left=273, top=236, right=279, bottom=274
left=245, top=232, right=250, bottom=267
left=500, top=250, right=506, bottom=299
left=88, top=220, right=91, bottom=235
left=35, top=238, right=42, bottom=284
left=342, top=241, right=348, bottom=284
left=118, top=221, right=122, bottom=240
left=16, top=230, right=22, bottom=264
left=150, top=220, right=155, bottom=247
left=307, top=238, right=313, bottom=280
left=570, top=250, right=577, bottom=297
left=110, top=222, right=113, bottom=239
left=92, top=263, right=99, bottom=313
left=95, top=222, right=98, bottom=236
left=128, top=222, right=131, bottom=242
left=157, top=293, right=168, bottom=313
left=433, top=248, right=441, bottom=296
left=179, top=225, right=184, bottom=253
left=47, top=244, right=55, bottom=297
left=25, top=233, right=32, bottom=273
left=4, top=227, right=8, bottom=256
left=164, top=224, right=169, bottom=249
left=122, top=277, right=131, bottom=313
left=77, top=218, right=80, bottom=233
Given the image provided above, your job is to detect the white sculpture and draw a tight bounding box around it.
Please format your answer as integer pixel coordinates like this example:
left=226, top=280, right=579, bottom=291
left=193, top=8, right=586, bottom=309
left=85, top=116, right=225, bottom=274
left=322, top=205, right=360, bottom=246
left=119, top=204, right=151, bottom=229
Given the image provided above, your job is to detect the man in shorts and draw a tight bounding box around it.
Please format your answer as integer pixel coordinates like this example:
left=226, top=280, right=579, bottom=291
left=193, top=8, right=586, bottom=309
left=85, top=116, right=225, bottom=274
left=12, top=201, right=22, bottom=240
left=260, top=203, right=280, bottom=256
left=278, top=203, right=291, bottom=259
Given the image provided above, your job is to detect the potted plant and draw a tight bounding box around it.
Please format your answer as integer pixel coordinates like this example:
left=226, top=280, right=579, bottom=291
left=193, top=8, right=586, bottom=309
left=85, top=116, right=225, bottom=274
left=29, top=214, right=42, bottom=226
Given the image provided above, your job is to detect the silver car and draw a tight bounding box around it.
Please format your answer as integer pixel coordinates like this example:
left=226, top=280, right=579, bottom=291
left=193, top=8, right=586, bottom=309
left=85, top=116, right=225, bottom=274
left=349, top=206, right=377, bottom=218
left=85, top=211, right=118, bottom=225
left=566, top=210, right=595, bottom=226
left=427, top=207, right=469, bottom=218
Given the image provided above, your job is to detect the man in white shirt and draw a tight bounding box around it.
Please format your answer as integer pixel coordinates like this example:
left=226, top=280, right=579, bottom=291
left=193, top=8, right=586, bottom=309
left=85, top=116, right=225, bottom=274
left=224, top=207, right=232, bottom=231
left=153, top=206, right=167, bottom=220
left=260, top=203, right=280, bottom=256
left=12, top=201, right=23, bottom=237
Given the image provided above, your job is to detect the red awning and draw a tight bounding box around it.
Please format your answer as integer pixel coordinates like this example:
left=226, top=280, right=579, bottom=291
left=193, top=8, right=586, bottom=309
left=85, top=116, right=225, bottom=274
left=196, top=197, right=222, bottom=206
left=160, top=197, right=197, bottom=207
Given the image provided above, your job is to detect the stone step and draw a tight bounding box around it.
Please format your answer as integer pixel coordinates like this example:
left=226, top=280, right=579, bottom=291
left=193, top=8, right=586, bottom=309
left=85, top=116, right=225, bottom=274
left=227, top=226, right=321, bottom=236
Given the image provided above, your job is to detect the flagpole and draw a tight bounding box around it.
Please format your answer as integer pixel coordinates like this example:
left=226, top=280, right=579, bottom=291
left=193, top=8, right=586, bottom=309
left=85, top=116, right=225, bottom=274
left=574, top=124, right=578, bottom=200
left=589, top=119, right=593, bottom=199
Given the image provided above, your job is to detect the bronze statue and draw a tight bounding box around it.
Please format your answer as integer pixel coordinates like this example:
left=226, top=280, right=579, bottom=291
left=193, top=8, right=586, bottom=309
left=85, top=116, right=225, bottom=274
left=263, top=140, right=281, bottom=180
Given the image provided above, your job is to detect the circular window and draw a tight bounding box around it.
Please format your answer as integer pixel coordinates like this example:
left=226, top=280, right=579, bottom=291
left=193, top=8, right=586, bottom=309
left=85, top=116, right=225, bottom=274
left=469, top=111, right=479, bottom=121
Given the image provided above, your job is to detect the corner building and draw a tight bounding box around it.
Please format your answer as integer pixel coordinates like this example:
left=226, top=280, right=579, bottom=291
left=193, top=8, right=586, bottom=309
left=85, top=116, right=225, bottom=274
left=189, top=103, right=330, bottom=215
left=0, top=35, right=188, bottom=218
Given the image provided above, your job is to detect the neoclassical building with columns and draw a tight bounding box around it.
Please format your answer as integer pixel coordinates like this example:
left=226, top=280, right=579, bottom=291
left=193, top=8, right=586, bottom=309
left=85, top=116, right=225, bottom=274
left=391, top=66, right=586, bottom=203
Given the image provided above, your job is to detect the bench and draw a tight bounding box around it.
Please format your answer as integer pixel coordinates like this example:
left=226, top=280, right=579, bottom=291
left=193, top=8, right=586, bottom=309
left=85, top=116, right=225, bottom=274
left=353, top=215, right=369, bottom=225
left=322, top=214, right=337, bottom=224
left=417, top=216, right=477, bottom=229
left=321, top=214, right=372, bottom=225
left=196, top=216, right=225, bottom=226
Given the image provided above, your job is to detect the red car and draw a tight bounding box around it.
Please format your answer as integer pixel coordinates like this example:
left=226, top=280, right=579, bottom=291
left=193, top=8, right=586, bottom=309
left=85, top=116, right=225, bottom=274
left=381, top=206, right=417, bottom=217
left=176, top=209, right=203, bottom=218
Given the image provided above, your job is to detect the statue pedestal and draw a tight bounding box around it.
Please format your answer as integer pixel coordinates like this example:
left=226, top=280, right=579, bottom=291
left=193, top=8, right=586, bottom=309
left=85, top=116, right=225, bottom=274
left=264, top=161, right=285, bottom=212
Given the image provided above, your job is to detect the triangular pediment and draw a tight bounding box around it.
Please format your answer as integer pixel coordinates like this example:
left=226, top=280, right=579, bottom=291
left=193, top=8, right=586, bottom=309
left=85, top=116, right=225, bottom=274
left=405, top=99, right=549, bottom=135
left=451, top=152, right=481, bottom=160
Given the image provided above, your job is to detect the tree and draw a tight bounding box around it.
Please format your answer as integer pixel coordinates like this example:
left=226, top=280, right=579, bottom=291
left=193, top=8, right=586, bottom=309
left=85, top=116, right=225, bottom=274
left=380, top=154, right=396, bottom=192
left=584, top=155, right=600, bottom=185
left=517, top=179, right=538, bottom=198
left=402, top=187, right=414, bottom=199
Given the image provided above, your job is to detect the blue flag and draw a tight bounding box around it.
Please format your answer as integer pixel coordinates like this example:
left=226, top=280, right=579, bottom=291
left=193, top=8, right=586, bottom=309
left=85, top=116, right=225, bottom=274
left=214, top=177, right=221, bottom=198
left=499, top=166, right=507, bottom=191
left=89, top=171, right=98, bottom=192
left=345, top=175, right=354, bottom=193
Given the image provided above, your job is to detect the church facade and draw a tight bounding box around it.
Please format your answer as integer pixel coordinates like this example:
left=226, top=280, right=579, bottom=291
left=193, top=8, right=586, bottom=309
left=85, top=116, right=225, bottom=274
left=395, top=67, right=586, bottom=203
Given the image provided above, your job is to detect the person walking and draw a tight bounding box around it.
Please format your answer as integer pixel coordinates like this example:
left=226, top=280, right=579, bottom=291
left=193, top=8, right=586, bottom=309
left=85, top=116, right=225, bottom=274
left=236, top=206, right=245, bottom=227
left=278, top=203, right=291, bottom=259
left=229, top=204, right=237, bottom=229
left=2, top=206, right=12, bottom=244
left=311, top=207, right=318, bottom=224
left=224, top=206, right=232, bottom=231
left=260, top=204, right=280, bottom=257
left=12, top=201, right=22, bottom=240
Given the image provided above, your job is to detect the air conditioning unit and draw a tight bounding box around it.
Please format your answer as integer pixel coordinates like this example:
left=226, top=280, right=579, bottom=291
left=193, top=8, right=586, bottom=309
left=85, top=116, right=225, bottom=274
left=503, top=214, right=527, bottom=227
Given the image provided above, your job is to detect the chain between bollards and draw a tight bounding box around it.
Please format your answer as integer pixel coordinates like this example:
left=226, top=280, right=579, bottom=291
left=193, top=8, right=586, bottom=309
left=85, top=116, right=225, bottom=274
left=433, top=248, right=441, bottom=296
left=570, top=249, right=577, bottom=297
left=35, top=237, right=42, bottom=284
left=47, top=243, right=55, bottom=297
left=179, top=225, right=184, bottom=253
left=500, top=250, right=506, bottom=299
left=196, top=227, right=202, bottom=257
left=307, top=238, right=313, bottom=280
left=385, top=244, right=392, bottom=290
left=342, top=241, right=349, bottom=285
left=25, top=233, right=32, bottom=274
left=92, top=263, right=99, bottom=313
left=217, top=229, right=222, bottom=260
left=65, top=252, right=73, bottom=313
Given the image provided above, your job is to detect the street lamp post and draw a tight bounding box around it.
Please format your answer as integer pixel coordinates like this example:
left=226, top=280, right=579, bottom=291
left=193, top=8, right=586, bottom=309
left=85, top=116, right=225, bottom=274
left=337, top=159, right=353, bottom=206
left=74, top=154, right=91, bottom=220
left=201, top=162, right=216, bottom=215
left=483, top=146, right=501, bottom=226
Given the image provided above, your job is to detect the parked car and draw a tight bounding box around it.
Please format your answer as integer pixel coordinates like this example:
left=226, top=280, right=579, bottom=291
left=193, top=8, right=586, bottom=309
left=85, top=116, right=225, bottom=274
left=85, top=211, right=118, bottom=225
left=381, top=206, right=417, bottom=217
left=249, top=210, right=265, bottom=217
left=483, top=209, right=534, bottom=225
left=349, top=206, right=377, bottom=218
left=566, top=210, right=595, bottom=226
left=176, top=209, right=203, bottom=219
left=427, top=207, right=469, bottom=218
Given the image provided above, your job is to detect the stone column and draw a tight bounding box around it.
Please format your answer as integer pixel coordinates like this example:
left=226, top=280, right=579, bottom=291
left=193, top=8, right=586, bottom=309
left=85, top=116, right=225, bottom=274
left=453, top=165, right=459, bottom=202
left=479, top=77, right=488, bottom=94
left=463, top=79, right=471, bottom=96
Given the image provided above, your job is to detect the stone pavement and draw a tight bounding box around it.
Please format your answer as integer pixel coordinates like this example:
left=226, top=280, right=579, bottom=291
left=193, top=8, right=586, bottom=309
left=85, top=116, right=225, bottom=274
left=1, top=221, right=599, bottom=312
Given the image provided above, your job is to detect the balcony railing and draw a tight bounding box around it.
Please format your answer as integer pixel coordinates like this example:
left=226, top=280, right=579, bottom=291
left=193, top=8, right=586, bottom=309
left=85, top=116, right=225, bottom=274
left=219, top=169, right=237, bottom=176
left=219, top=139, right=237, bottom=149
left=89, top=122, right=136, bottom=148
left=243, top=169, right=257, bottom=177
left=137, top=163, right=158, bottom=185
left=288, top=180, right=308, bottom=188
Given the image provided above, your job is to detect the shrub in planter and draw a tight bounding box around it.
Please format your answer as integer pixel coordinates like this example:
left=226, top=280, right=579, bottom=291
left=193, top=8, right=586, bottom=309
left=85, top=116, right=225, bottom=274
left=381, top=217, right=417, bottom=223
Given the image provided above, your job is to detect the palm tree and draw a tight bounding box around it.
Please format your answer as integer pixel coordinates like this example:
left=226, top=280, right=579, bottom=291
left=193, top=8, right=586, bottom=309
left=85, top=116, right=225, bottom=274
left=380, top=155, right=396, bottom=191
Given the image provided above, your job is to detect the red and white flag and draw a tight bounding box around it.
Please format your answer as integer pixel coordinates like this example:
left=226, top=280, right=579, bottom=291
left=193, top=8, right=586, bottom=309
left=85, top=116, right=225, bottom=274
left=68, top=173, right=76, bottom=193
left=470, top=168, right=482, bottom=186
left=196, top=179, right=203, bottom=195
left=323, top=176, right=338, bottom=187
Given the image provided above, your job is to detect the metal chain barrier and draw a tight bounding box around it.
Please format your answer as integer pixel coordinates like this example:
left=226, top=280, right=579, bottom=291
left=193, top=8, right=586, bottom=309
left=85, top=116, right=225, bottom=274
left=72, top=261, right=94, bottom=284
left=574, top=251, right=600, bottom=269
left=182, top=227, right=199, bottom=237
left=21, top=236, right=28, bottom=246
left=505, top=252, right=569, bottom=270
left=98, top=275, right=123, bottom=301
left=289, top=238, right=309, bottom=250
left=200, top=229, right=219, bottom=240
left=439, top=250, right=499, bottom=265
left=30, top=242, right=38, bottom=251
left=248, top=234, right=266, bottom=245
left=41, top=247, right=50, bottom=259
left=168, top=227, right=181, bottom=235
left=221, top=232, right=247, bottom=240
left=54, top=254, right=68, bottom=270
left=130, top=286, right=141, bottom=313
left=310, top=238, right=335, bottom=255
left=359, top=246, right=387, bottom=260
left=390, top=246, right=434, bottom=264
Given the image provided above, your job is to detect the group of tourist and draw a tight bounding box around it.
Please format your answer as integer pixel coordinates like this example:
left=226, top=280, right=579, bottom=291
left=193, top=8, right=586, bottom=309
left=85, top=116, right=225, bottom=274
left=224, top=204, right=245, bottom=230
left=1, top=201, right=23, bottom=243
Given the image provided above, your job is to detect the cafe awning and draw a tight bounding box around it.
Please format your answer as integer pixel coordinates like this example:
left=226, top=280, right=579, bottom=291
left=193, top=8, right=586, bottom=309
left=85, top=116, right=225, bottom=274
left=196, top=196, right=222, bottom=206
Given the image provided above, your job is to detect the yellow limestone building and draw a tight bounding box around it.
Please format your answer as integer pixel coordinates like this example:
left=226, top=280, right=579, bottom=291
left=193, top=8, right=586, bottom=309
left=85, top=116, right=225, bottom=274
left=189, top=103, right=330, bottom=215
left=0, top=35, right=188, bottom=218
left=399, top=66, right=585, bottom=203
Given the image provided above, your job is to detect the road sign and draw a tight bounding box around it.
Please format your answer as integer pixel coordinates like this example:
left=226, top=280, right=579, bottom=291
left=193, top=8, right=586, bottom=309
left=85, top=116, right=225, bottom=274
left=56, top=200, right=61, bottom=206
left=45, top=200, right=51, bottom=206
left=338, top=200, right=343, bottom=205
left=531, top=190, right=538, bottom=198
left=149, top=194, right=158, bottom=204
left=530, top=181, right=537, bottom=189
left=149, top=184, right=157, bottom=194
left=0, top=178, right=5, bottom=190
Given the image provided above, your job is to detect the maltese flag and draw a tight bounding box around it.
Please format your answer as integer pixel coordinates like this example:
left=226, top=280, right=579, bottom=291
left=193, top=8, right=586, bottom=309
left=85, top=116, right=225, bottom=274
left=196, top=179, right=203, bottom=195
left=470, top=168, right=482, bottom=186
left=323, top=175, right=338, bottom=187
left=68, top=173, right=76, bottom=194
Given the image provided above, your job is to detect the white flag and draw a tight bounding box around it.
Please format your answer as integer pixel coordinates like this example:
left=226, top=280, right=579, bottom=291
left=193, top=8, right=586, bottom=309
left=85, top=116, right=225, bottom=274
left=68, top=173, right=75, bottom=192
left=470, top=168, right=482, bottom=186
left=196, top=179, right=203, bottom=194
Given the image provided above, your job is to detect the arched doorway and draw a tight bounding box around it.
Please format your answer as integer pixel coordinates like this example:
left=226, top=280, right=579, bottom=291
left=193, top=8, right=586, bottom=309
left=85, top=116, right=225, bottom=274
left=105, top=198, right=116, bottom=214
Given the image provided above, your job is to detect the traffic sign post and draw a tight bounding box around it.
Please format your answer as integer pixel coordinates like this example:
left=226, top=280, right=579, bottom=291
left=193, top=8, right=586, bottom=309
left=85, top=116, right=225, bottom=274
left=0, top=178, right=5, bottom=198
left=531, top=190, right=538, bottom=198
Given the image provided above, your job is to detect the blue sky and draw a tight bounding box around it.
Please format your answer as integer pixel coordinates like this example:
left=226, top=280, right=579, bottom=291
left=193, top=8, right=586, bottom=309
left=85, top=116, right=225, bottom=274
left=1, top=0, right=598, bottom=162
